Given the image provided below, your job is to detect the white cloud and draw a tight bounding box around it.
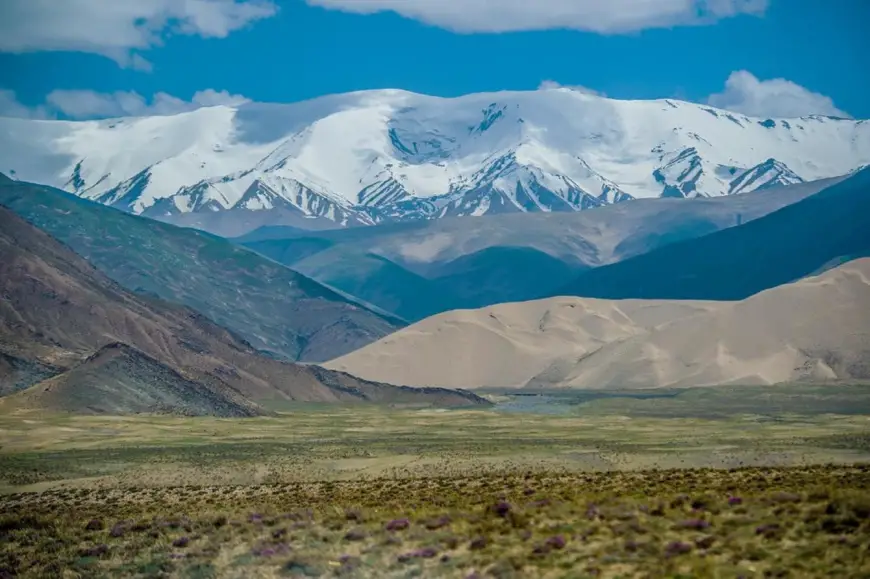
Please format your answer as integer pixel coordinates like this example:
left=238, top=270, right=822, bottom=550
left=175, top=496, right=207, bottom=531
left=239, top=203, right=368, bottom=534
left=189, top=89, right=252, bottom=108
left=707, top=70, right=850, bottom=119
left=306, top=0, right=767, bottom=33
left=0, top=0, right=278, bottom=68
left=0, top=89, right=249, bottom=120
left=538, top=80, right=605, bottom=96
left=0, top=90, right=51, bottom=119
left=2, top=72, right=847, bottom=123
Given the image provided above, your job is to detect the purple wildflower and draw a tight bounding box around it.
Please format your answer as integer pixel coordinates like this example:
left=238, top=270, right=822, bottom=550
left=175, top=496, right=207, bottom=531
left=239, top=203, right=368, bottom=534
left=469, top=536, right=488, bottom=550
left=386, top=518, right=410, bottom=531
left=546, top=535, right=567, bottom=550
left=492, top=501, right=511, bottom=517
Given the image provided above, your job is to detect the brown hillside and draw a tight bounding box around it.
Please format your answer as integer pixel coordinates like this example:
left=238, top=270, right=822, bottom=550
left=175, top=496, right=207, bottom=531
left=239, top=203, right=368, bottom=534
left=0, top=206, right=487, bottom=409
left=8, top=343, right=263, bottom=417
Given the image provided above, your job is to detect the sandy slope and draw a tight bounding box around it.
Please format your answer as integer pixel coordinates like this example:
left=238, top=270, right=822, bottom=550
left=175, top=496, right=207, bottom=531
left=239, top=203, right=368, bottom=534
left=326, top=259, right=870, bottom=389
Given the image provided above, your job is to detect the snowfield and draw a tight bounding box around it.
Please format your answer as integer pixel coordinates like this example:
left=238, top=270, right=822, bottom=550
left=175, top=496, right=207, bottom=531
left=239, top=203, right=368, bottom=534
left=2, top=88, right=869, bottom=231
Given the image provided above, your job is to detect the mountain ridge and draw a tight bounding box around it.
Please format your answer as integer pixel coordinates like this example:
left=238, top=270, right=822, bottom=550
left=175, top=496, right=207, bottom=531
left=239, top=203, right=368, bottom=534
left=0, top=178, right=402, bottom=362
left=554, top=167, right=870, bottom=301
left=3, top=88, right=868, bottom=236
left=0, top=204, right=489, bottom=412
left=10, top=342, right=265, bottom=417
left=239, top=176, right=845, bottom=320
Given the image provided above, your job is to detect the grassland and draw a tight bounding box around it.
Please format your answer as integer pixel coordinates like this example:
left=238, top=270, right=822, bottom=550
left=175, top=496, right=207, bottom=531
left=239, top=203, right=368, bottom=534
left=1, top=385, right=869, bottom=577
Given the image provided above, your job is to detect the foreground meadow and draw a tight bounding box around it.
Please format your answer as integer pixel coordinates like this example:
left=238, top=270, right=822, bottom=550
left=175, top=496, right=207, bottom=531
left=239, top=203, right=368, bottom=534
left=1, top=385, right=869, bottom=578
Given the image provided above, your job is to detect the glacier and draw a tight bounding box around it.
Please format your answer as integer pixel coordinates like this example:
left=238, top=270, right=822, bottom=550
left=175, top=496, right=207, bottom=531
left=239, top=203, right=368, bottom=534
left=1, top=87, right=868, bottom=234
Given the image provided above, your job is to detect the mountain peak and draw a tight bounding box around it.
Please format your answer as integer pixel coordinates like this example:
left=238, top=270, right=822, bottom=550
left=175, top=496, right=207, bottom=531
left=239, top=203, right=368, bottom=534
left=2, top=89, right=868, bottom=235
left=729, top=159, right=803, bottom=195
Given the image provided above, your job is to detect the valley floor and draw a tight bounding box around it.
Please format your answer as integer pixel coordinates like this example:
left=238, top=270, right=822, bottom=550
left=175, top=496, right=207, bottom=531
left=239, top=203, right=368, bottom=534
left=1, top=384, right=869, bottom=578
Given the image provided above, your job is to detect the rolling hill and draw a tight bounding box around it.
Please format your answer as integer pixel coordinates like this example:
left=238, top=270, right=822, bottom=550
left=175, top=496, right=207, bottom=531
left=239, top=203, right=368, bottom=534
left=11, top=343, right=263, bottom=417
left=326, top=259, right=870, bottom=390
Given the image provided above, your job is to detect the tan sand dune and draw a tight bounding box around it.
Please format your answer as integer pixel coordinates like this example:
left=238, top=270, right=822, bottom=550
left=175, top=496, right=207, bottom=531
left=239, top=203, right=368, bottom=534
left=326, top=298, right=720, bottom=389
left=326, top=259, right=870, bottom=389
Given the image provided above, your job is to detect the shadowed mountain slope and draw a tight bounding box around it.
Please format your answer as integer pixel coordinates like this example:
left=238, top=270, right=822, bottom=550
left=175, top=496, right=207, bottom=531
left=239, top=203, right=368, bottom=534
left=0, top=178, right=401, bottom=362
left=11, top=343, right=263, bottom=417
left=555, top=168, right=870, bottom=300
left=242, top=177, right=841, bottom=319
left=0, top=205, right=488, bottom=412
left=0, top=351, right=60, bottom=397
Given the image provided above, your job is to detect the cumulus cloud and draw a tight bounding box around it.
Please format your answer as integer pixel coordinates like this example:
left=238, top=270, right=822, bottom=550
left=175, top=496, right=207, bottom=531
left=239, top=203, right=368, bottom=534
left=0, top=89, right=249, bottom=120
left=306, top=0, right=767, bottom=33
left=0, top=0, right=278, bottom=68
left=538, top=80, right=605, bottom=96
left=707, top=70, right=850, bottom=119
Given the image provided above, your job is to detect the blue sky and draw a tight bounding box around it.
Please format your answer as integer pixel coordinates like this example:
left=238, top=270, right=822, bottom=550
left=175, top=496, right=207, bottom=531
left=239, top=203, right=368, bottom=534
left=0, top=0, right=867, bottom=120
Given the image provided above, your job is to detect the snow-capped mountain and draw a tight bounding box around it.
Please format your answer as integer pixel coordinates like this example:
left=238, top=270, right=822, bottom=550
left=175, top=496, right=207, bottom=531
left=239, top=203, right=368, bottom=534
left=1, top=88, right=869, bottom=234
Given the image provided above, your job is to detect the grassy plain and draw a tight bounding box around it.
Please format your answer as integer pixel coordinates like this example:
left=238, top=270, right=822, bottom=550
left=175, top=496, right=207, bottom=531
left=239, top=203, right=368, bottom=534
left=1, top=384, right=869, bottom=578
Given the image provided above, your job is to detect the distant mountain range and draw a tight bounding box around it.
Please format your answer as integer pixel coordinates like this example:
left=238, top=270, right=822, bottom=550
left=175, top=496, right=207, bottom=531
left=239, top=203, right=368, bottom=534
left=2, top=87, right=866, bottom=413
left=0, top=204, right=488, bottom=415
left=237, top=176, right=843, bottom=321
left=1, top=164, right=866, bottom=405
left=554, top=167, right=870, bottom=300
left=2, top=89, right=868, bottom=236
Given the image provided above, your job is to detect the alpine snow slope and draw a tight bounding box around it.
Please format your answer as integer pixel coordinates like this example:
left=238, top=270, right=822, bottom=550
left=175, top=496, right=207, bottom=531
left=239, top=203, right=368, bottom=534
left=2, top=88, right=869, bottom=236
left=326, top=259, right=870, bottom=390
